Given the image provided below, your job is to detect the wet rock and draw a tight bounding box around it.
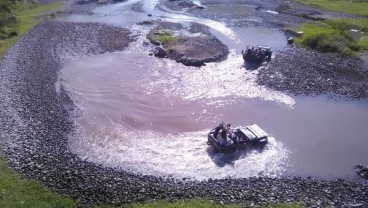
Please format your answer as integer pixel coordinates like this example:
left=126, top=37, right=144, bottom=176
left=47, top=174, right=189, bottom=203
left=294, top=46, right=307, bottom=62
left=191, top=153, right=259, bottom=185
left=178, top=1, right=196, bottom=8
left=147, top=22, right=228, bottom=67
left=137, top=20, right=154, bottom=26
left=153, top=46, right=167, bottom=58
left=151, top=40, right=161, bottom=46
left=177, top=57, right=204, bottom=67
left=287, top=37, right=294, bottom=45
left=355, top=164, right=368, bottom=180
left=164, top=0, right=204, bottom=12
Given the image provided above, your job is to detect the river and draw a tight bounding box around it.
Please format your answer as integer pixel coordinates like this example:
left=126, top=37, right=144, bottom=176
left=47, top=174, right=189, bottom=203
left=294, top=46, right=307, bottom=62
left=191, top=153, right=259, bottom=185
left=58, top=0, right=368, bottom=180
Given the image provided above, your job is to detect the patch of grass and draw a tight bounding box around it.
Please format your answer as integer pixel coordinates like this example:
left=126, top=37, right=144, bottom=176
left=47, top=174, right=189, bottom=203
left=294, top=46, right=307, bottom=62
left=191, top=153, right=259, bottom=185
left=295, top=0, right=368, bottom=16
left=262, top=202, right=305, bottom=208
left=325, top=18, right=368, bottom=32
left=0, top=1, right=63, bottom=58
left=147, top=29, right=178, bottom=47
left=158, top=34, right=177, bottom=46
left=0, top=156, right=75, bottom=208
left=294, top=18, right=368, bottom=56
left=359, top=36, right=368, bottom=50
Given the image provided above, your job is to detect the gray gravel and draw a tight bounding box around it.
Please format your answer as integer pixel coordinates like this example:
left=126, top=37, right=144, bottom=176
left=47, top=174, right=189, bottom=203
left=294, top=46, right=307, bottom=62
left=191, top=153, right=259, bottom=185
left=0, top=1, right=367, bottom=207
left=258, top=46, right=368, bottom=99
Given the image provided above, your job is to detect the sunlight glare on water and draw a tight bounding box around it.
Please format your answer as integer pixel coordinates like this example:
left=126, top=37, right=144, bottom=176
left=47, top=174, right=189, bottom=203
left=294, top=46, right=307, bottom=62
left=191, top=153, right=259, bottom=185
left=68, top=124, right=289, bottom=180
left=60, top=52, right=291, bottom=180
left=53, top=0, right=368, bottom=180
left=142, top=50, right=295, bottom=106
left=58, top=0, right=293, bottom=180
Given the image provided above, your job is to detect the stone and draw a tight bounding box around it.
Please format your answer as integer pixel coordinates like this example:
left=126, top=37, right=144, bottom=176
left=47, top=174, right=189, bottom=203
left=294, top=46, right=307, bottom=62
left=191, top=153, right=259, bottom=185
left=153, top=47, right=167, bottom=58
left=355, top=164, right=368, bottom=179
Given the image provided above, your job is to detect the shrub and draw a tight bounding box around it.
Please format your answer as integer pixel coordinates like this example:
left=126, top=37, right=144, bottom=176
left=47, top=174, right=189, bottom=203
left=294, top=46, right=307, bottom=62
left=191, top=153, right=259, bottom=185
left=295, top=18, right=368, bottom=56
left=359, top=36, right=368, bottom=50
left=297, top=24, right=341, bottom=51
left=341, top=47, right=356, bottom=56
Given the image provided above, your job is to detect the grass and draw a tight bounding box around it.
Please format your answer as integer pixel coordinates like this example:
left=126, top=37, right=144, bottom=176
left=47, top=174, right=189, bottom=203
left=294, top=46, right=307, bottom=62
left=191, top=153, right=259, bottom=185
left=294, top=18, right=368, bottom=56
left=147, top=29, right=178, bottom=47
left=262, top=203, right=304, bottom=208
left=294, top=0, right=368, bottom=16
left=359, top=36, right=368, bottom=50
left=0, top=156, right=75, bottom=208
left=0, top=1, right=63, bottom=58
left=0, top=3, right=72, bottom=206
left=324, top=18, right=368, bottom=32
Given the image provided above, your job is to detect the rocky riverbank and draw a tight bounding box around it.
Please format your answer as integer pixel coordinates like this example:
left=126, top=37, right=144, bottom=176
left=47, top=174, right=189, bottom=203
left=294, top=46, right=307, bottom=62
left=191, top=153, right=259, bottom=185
left=0, top=0, right=367, bottom=207
left=258, top=46, right=368, bottom=99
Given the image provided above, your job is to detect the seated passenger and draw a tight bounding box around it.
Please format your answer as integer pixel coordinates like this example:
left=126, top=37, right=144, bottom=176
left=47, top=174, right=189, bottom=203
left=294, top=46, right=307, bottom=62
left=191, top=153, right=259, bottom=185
left=217, top=129, right=233, bottom=146
left=213, top=122, right=224, bottom=139
left=226, top=124, right=237, bottom=143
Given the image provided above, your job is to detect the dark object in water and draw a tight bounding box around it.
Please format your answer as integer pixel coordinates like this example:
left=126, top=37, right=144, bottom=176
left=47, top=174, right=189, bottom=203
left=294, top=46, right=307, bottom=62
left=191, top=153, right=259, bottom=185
left=287, top=37, right=294, bottom=45
left=355, top=164, right=368, bottom=179
left=153, top=47, right=167, bottom=58
left=242, top=45, right=272, bottom=64
left=208, top=124, right=268, bottom=153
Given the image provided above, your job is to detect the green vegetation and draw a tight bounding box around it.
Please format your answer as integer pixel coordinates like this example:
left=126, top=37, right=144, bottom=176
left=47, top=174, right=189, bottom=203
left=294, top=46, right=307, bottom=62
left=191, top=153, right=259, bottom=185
left=0, top=0, right=63, bottom=57
left=294, top=18, right=368, bottom=56
left=0, top=156, right=75, bottom=208
left=158, top=34, right=177, bottom=46
left=295, top=0, right=368, bottom=16
left=262, top=203, right=304, bottom=208
left=291, top=0, right=368, bottom=56
left=147, top=29, right=178, bottom=47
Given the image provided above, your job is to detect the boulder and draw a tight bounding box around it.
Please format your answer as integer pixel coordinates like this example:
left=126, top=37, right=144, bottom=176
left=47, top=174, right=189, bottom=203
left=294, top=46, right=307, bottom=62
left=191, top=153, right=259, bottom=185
left=147, top=22, right=228, bottom=67
left=153, top=47, right=167, bottom=58
left=177, top=57, right=205, bottom=67
left=355, top=164, right=368, bottom=179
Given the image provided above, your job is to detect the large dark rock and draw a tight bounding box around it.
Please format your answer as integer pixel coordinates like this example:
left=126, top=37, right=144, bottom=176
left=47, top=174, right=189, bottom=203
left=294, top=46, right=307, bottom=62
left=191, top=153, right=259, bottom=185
left=177, top=57, right=205, bottom=67
left=153, top=46, right=167, bottom=58
left=164, top=0, right=204, bottom=12
left=147, top=22, right=228, bottom=67
left=169, top=35, right=228, bottom=67
left=355, top=164, right=368, bottom=179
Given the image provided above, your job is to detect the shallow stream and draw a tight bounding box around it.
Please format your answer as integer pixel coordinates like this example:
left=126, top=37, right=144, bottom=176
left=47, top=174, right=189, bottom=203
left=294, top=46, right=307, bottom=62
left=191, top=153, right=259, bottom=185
left=58, top=0, right=368, bottom=180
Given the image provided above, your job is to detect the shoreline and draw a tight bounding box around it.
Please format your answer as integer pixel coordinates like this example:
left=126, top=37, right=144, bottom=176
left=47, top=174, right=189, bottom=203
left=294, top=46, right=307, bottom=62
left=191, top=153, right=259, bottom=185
left=0, top=0, right=367, bottom=207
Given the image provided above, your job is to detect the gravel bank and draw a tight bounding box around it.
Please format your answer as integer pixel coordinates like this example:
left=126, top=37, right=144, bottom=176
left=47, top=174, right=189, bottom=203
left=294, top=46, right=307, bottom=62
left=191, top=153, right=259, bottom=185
left=258, top=46, right=368, bottom=99
left=0, top=1, right=367, bottom=208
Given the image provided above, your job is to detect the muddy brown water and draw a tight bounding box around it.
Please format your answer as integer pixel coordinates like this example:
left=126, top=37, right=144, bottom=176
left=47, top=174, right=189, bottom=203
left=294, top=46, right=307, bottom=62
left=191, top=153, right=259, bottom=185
left=59, top=52, right=368, bottom=180
left=57, top=0, right=368, bottom=180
